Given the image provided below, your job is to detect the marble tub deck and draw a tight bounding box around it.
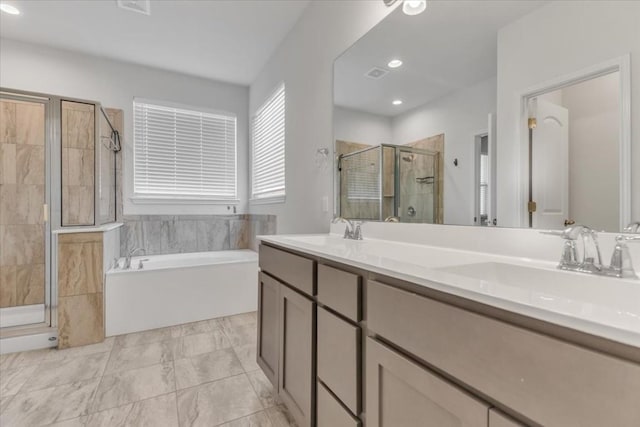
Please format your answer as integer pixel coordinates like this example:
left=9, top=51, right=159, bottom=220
left=0, top=312, right=297, bottom=427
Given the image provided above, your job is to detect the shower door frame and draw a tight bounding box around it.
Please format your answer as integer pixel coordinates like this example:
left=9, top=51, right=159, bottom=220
left=387, top=144, right=440, bottom=223
left=0, top=89, right=54, bottom=331
left=0, top=88, right=104, bottom=335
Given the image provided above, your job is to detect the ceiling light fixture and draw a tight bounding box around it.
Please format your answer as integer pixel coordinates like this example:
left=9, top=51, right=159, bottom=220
left=0, top=3, right=20, bottom=15
left=388, top=59, right=403, bottom=69
left=392, top=100, right=403, bottom=106
left=402, top=0, right=427, bottom=16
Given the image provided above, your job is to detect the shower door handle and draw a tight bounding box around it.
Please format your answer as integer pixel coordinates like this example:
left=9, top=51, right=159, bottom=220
left=43, top=204, right=49, bottom=223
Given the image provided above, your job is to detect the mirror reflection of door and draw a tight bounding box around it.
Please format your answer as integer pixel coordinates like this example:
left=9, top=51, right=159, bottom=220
left=528, top=71, right=620, bottom=230
left=474, top=135, right=490, bottom=226
left=532, top=98, right=569, bottom=230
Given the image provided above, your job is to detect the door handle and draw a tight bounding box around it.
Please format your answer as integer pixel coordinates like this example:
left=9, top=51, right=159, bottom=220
left=564, top=219, right=576, bottom=227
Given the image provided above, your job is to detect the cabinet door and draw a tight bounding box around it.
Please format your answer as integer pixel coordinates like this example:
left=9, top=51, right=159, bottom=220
left=257, top=272, right=279, bottom=388
left=366, top=338, right=489, bottom=427
left=279, top=284, right=315, bottom=427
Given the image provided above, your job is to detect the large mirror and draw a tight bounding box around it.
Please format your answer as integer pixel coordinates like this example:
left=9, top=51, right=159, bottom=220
left=333, top=0, right=635, bottom=232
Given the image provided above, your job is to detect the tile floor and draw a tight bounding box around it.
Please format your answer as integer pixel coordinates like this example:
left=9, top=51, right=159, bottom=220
left=0, top=312, right=297, bottom=427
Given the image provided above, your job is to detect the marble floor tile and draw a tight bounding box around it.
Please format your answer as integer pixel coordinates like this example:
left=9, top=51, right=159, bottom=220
left=114, top=325, right=181, bottom=349
left=219, top=411, right=273, bottom=427
left=91, top=362, right=175, bottom=412
left=105, top=340, right=174, bottom=375
left=0, top=347, right=51, bottom=370
left=0, top=364, right=38, bottom=397
left=22, top=351, right=109, bottom=392
left=265, top=405, right=298, bottom=427
left=0, top=394, right=14, bottom=413
left=174, top=347, right=244, bottom=390
left=0, top=378, right=100, bottom=426
left=180, top=320, right=215, bottom=337
left=56, top=393, right=179, bottom=427
left=232, top=344, right=260, bottom=373
left=223, top=322, right=258, bottom=348
left=216, top=312, right=257, bottom=332
left=45, top=337, right=115, bottom=362
left=247, top=370, right=278, bottom=409
left=172, top=330, right=231, bottom=359
left=176, top=374, right=263, bottom=427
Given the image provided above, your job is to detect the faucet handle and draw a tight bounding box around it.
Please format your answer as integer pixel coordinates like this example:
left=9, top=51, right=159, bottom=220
left=623, top=222, right=640, bottom=233
left=608, top=235, right=640, bottom=279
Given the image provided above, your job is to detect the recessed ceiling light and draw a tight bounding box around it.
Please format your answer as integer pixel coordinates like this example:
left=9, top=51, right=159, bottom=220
left=392, top=100, right=403, bottom=106
left=0, top=3, right=21, bottom=15
left=403, top=0, right=426, bottom=16
left=388, top=59, right=403, bottom=69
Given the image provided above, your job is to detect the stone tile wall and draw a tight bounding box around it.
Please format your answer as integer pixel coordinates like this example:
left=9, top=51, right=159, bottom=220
left=0, top=99, right=46, bottom=308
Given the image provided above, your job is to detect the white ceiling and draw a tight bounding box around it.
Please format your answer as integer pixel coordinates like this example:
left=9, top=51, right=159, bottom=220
left=0, top=0, right=310, bottom=86
left=334, top=0, right=547, bottom=117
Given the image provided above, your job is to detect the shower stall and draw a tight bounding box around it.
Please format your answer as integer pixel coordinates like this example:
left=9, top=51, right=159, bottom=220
left=338, top=144, right=440, bottom=223
left=0, top=89, right=118, bottom=341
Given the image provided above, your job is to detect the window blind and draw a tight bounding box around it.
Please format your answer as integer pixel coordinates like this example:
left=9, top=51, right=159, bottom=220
left=251, top=84, right=285, bottom=200
left=344, top=150, right=380, bottom=200
left=133, top=100, right=237, bottom=200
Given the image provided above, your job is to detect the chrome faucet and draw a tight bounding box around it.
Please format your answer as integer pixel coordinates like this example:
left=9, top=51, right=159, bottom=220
left=332, top=217, right=364, bottom=240
left=624, top=222, right=640, bottom=233
left=543, top=225, right=602, bottom=273
left=544, top=224, right=639, bottom=279
left=124, top=247, right=146, bottom=269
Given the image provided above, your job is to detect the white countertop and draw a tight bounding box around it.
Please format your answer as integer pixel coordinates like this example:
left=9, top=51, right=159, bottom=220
left=259, top=233, right=640, bottom=348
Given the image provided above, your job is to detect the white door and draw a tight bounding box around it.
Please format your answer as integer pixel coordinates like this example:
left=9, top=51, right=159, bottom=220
left=532, top=99, right=569, bottom=229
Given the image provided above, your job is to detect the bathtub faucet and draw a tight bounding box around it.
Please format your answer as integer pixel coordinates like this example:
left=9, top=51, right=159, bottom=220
left=124, top=247, right=146, bottom=269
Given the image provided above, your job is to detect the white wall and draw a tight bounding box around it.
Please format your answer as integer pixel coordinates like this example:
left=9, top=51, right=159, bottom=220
left=562, top=72, right=620, bottom=231
left=391, top=77, right=497, bottom=225
left=496, top=1, right=640, bottom=228
left=334, top=106, right=392, bottom=145
left=248, top=1, right=398, bottom=234
left=0, top=38, right=249, bottom=216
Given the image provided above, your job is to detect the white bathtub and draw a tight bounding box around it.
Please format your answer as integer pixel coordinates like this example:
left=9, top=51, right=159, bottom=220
left=105, top=250, right=258, bottom=336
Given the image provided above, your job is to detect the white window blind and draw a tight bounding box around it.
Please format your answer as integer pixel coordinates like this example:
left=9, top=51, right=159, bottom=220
left=133, top=100, right=237, bottom=200
left=251, top=84, right=285, bottom=200
left=345, top=152, right=380, bottom=200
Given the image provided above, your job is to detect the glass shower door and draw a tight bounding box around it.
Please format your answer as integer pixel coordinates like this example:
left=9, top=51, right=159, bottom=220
left=0, top=95, right=49, bottom=328
left=397, top=148, right=438, bottom=223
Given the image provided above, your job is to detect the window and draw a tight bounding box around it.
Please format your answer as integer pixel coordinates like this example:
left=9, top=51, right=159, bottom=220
left=343, top=150, right=380, bottom=200
left=251, top=83, right=285, bottom=201
left=133, top=99, right=237, bottom=201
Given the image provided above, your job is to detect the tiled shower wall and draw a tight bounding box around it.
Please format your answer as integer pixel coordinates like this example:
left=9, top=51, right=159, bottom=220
left=0, top=99, right=46, bottom=309
left=106, top=108, right=276, bottom=257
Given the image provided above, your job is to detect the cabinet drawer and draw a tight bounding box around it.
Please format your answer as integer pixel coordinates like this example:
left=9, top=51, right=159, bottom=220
left=317, top=264, right=361, bottom=322
left=317, top=307, right=360, bottom=415
left=367, top=280, right=640, bottom=427
left=366, top=337, right=489, bottom=427
left=317, top=381, right=361, bottom=427
left=259, top=244, right=315, bottom=296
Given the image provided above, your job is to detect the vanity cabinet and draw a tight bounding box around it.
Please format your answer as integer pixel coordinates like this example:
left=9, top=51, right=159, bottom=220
left=366, top=337, right=489, bottom=427
left=257, top=272, right=279, bottom=387
left=258, top=245, right=316, bottom=427
left=257, top=242, right=640, bottom=427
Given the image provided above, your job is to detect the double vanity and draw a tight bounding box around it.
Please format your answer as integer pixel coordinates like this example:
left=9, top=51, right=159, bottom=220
left=256, top=228, right=640, bottom=427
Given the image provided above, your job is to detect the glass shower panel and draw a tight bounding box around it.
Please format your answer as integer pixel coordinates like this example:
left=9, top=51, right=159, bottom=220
left=61, top=100, right=95, bottom=226
left=98, top=110, right=116, bottom=224
left=0, top=98, right=47, bottom=322
left=340, top=147, right=381, bottom=220
left=397, top=149, right=438, bottom=223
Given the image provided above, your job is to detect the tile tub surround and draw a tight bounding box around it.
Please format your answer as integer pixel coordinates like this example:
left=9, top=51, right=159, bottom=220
left=0, top=313, right=297, bottom=427
left=120, top=214, right=277, bottom=256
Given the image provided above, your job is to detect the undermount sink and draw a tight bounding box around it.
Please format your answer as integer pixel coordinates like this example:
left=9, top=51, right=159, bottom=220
left=437, top=262, right=640, bottom=321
